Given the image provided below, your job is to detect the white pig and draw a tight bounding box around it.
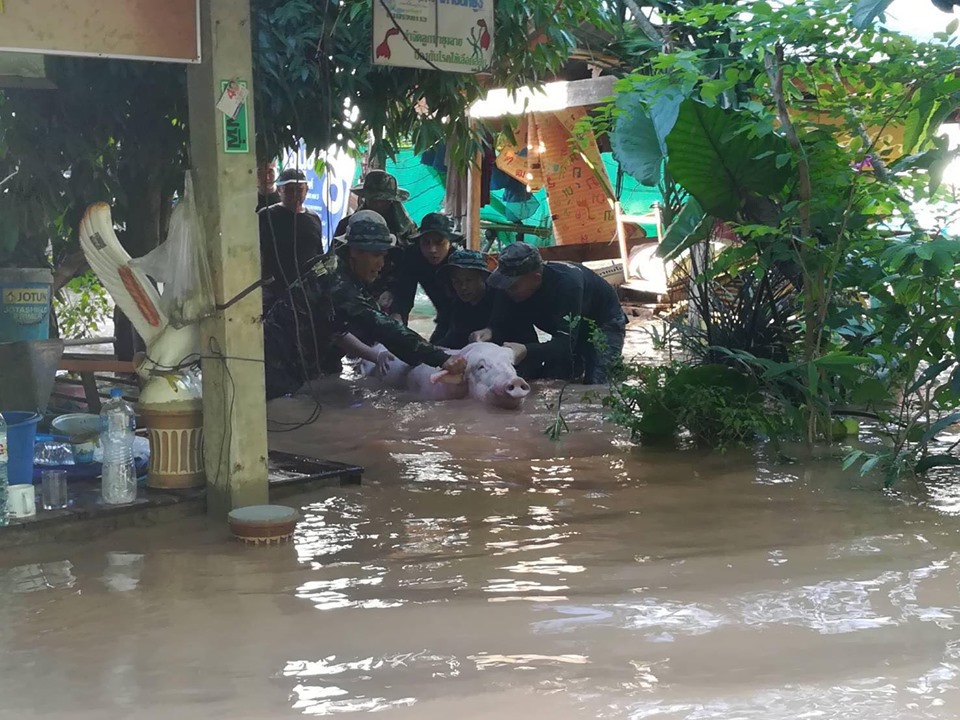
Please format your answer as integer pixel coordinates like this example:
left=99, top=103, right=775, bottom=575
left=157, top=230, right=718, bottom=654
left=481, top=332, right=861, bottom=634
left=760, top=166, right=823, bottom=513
left=359, top=342, right=531, bottom=409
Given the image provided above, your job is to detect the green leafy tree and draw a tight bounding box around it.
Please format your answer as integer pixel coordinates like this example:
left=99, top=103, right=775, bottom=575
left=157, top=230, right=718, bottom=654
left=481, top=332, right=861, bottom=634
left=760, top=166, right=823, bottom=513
left=604, top=0, right=960, bottom=480
left=252, top=0, right=618, bottom=168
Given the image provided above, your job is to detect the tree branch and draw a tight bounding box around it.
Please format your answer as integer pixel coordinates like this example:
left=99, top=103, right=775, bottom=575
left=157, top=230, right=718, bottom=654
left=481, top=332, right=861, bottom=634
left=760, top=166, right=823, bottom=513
left=623, top=0, right=669, bottom=49
left=763, top=45, right=811, bottom=238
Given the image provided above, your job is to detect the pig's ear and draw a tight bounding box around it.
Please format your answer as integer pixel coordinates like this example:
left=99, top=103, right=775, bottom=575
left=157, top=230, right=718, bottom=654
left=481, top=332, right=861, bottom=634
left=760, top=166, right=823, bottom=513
left=430, top=370, right=465, bottom=385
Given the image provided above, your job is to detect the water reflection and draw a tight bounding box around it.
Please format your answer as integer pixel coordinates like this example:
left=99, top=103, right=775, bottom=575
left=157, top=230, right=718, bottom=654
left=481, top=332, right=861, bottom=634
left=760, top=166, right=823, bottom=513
left=295, top=496, right=365, bottom=563
left=0, top=561, right=75, bottom=593
left=618, top=598, right=728, bottom=639
left=284, top=653, right=459, bottom=716
left=468, top=653, right=590, bottom=669
left=391, top=449, right=470, bottom=485
left=12, top=353, right=960, bottom=718
left=101, top=552, right=144, bottom=592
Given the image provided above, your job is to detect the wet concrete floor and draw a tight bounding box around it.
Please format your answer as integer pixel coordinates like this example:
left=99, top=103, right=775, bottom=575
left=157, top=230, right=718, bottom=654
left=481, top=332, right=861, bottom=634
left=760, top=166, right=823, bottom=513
left=4, top=322, right=960, bottom=718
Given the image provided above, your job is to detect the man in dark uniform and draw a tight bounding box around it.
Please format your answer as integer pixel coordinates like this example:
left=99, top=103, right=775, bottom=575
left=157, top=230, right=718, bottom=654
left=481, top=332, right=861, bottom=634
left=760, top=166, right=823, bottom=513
left=391, top=213, right=460, bottom=343
left=474, top=242, right=627, bottom=384
left=435, top=249, right=537, bottom=350
left=334, top=170, right=416, bottom=314
left=330, top=210, right=467, bottom=376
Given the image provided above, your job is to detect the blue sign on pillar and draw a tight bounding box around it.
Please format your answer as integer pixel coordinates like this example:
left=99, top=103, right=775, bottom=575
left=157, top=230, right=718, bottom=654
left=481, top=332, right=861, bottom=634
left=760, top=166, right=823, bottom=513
left=280, top=142, right=357, bottom=251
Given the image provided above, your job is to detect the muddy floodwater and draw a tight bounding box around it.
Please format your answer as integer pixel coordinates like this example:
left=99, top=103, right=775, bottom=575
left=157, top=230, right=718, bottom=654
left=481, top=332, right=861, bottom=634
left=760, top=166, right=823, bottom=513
left=5, top=325, right=960, bottom=718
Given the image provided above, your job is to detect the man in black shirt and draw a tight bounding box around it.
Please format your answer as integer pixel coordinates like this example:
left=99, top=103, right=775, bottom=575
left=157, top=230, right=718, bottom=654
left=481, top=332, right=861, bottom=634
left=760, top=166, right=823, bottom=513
left=258, top=168, right=325, bottom=291
left=436, top=249, right=537, bottom=350
left=391, top=213, right=460, bottom=342
left=475, top=242, right=627, bottom=384
left=259, top=168, right=334, bottom=398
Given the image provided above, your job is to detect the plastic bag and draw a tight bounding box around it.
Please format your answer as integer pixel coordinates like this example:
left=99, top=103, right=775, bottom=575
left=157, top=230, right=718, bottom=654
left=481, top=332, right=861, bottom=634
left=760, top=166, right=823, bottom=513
left=130, top=172, right=214, bottom=328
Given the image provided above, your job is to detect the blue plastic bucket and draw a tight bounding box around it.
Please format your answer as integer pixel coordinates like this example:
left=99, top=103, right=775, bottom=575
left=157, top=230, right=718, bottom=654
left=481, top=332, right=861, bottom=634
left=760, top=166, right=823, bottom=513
left=2, top=411, right=41, bottom=485
left=0, top=269, right=53, bottom=343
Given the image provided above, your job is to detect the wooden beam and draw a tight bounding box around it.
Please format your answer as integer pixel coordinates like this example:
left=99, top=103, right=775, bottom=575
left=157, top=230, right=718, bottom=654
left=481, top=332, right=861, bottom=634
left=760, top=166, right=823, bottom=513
left=466, top=151, right=482, bottom=251
left=469, top=76, right=617, bottom=118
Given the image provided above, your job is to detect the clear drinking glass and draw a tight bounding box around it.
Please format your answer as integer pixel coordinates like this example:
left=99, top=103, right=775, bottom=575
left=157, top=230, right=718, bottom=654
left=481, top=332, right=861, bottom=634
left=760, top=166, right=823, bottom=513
left=41, top=470, right=69, bottom=510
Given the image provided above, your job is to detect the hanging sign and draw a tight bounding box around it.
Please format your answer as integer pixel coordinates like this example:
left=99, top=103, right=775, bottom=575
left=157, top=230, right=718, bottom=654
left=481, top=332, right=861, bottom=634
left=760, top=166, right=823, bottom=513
left=221, top=80, right=249, bottom=154
left=0, top=0, right=200, bottom=64
left=372, top=0, right=493, bottom=74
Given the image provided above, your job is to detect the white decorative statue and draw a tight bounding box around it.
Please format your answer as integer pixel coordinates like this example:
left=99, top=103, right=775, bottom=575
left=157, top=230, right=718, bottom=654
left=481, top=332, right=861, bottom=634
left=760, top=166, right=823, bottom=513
left=78, top=201, right=206, bottom=490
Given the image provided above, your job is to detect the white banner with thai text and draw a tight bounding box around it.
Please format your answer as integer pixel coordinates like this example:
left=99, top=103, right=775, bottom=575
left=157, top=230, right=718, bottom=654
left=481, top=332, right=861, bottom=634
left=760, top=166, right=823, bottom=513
left=372, top=0, right=493, bottom=74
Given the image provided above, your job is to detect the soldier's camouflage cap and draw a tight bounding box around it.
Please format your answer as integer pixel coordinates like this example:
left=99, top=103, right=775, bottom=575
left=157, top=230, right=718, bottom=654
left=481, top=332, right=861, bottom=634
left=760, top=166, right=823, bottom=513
left=351, top=170, right=410, bottom=201
left=487, top=242, right=543, bottom=289
left=441, top=249, right=491, bottom=276
left=334, top=210, right=397, bottom=251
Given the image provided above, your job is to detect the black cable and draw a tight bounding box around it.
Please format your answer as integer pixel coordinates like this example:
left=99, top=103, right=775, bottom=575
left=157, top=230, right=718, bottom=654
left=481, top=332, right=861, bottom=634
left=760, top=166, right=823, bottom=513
left=206, top=337, right=234, bottom=492
left=263, top=200, right=324, bottom=424
left=139, top=346, right=322, bottom=433
left=256, top=0, right=343, bottom=434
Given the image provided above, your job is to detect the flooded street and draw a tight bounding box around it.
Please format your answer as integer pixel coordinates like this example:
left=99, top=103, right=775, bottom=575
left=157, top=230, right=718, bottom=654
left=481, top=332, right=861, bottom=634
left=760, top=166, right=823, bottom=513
left=4, top=326, right=960, bottom=718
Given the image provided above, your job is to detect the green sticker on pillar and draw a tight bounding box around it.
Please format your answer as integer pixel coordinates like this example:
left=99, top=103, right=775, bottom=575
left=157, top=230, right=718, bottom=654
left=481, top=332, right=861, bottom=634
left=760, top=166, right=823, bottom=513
left=220, top=80, right=249, bottom=154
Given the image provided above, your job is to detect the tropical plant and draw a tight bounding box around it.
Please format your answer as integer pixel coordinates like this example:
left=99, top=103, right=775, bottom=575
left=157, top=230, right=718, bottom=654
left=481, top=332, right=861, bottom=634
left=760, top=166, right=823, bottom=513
left=603, top=361, right=775, bottom=449
left=598, top=0, right=960, bottom=482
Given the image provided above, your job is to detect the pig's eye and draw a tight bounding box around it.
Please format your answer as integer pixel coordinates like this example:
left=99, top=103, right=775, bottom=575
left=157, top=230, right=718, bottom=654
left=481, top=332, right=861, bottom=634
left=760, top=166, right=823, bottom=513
left=474, top=360, right=487, bottom=371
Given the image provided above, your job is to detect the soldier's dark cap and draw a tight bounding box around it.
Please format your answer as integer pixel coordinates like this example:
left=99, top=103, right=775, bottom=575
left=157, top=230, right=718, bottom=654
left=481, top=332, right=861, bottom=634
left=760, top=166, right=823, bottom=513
left=410, top=212, right=464, bottom=243
left=351, top=170, right=410, bottom=201
left=333, top=210, right=396, bottom=251
left=276, top=168, right=308, bottom=186
left=442, top=249, right=490, bottom=276
left=487, top=242, right=543, bottom=289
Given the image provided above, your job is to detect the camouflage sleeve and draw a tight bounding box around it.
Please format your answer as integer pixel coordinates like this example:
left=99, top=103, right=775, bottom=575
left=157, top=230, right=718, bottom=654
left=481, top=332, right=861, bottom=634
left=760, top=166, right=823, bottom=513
left=333, top=276, right=448, bottom=368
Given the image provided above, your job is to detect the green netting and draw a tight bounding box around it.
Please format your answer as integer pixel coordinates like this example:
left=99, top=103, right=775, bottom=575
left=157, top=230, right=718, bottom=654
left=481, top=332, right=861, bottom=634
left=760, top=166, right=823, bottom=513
left=355, top=149, right=662, bottom=246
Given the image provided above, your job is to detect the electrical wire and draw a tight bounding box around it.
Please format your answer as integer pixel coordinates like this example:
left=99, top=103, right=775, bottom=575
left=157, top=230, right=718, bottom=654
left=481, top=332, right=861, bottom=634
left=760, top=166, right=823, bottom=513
left=255, top=0, right=339, bottom=434
left=376, top=0, right=445, bottom=72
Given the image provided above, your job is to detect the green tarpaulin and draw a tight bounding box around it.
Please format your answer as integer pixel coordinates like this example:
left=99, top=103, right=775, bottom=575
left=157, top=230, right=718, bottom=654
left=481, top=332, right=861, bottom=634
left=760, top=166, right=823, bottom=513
left=356, top=150, right=661, bottom=246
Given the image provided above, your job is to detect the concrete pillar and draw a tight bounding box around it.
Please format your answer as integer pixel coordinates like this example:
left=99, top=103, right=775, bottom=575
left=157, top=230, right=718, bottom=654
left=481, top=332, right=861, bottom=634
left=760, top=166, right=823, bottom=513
left=187, top=0, right=268, bottom=515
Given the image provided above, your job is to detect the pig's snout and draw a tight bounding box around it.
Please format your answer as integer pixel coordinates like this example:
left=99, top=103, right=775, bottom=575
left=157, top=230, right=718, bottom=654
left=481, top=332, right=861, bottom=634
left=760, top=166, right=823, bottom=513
left=503, top=379, right=530, bottom=398
left=490, top=378, right=530, bottom=409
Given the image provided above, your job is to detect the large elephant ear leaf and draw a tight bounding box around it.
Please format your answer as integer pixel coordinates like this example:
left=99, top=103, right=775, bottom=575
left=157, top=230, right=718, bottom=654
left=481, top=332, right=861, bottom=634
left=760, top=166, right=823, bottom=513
left=666, top=99, right=791, bottom=220
left=611, top=86, right=684, bottom=187
left=658, top=198, right=712, bottom=261
left=611, top=93, right=665, bottom=187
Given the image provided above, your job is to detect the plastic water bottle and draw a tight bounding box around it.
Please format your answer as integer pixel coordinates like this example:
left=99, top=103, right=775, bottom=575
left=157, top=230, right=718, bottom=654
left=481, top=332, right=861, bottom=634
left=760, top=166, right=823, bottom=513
left=100, top=389, right=137, bottom=505
left=0, top=413, right=7, bottom=526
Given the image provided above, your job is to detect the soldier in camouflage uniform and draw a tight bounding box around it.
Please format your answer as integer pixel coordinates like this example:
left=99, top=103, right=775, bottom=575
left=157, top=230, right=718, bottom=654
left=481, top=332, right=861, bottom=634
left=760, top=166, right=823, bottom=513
left=334, top=170, right=416, bottom=315
left=330, top=210, right=467, bottom=375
